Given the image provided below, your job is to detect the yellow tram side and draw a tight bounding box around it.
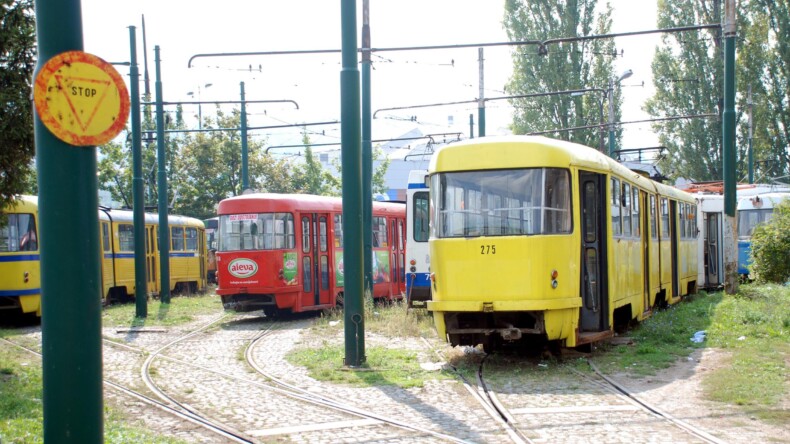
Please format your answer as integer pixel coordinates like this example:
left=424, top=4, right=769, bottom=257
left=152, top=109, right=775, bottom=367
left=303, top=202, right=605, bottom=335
left=0, top=196, right=42, bottom=316
left=426, top=136, right=697, bottom=349
left=99, top=209, right=207, bottom=302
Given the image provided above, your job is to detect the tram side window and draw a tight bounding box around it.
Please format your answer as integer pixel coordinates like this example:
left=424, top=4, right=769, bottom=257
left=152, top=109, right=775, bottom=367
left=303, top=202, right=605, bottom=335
left=632, top=187, right=640, bottom=237
left=611, top=178, right=621, bottom=236
left=186, top=227, right=198, bottom=250
left=413, top=191, right=429, bottom=242
left=119, top=224, right=134, bottom=251
left=544, top=169, right=571, bottom=233
left=691, top=204, right=697, bottom=238
left=372, top=216, right=387, bottom=247
left=102, top=223, right=111, bottom=252
left=171, top=226, right=185, bottom=251
left=650, top=195, right=658, bottom=239
left=622, top=183, right=632, bottom=237
left=319, top=217, right=327, bottom=252
left=333, top=214, right=343, bottom=248
left=0, top=213, right=38, bottom=252
left=679, top=203, right=686, bottom=239
left=302, top=217, right=311, bottom=253
left=660, top=198, right=670, bottom=239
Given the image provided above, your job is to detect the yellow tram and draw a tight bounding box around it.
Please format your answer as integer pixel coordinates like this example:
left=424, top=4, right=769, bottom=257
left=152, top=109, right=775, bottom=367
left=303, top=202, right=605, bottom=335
left=426, top=136, right=697, bottom=350
left=1, top=196, right=208, bottom=317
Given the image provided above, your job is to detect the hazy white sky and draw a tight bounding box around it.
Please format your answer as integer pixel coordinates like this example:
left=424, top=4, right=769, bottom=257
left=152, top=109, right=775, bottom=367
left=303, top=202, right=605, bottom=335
left=77, top=0, right=660, bottom=154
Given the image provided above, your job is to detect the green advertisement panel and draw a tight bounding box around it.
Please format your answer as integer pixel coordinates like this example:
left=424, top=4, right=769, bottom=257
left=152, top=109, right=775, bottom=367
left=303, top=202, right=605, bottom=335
left=335, top=251, right=344, bottom=287
left=283, top=252, right=297, bottom=285
left=372, top=250, right=390, bottom=284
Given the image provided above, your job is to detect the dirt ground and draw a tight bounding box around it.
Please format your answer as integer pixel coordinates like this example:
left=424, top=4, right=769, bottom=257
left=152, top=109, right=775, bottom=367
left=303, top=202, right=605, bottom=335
left=612, top=347, right=789, bottom=443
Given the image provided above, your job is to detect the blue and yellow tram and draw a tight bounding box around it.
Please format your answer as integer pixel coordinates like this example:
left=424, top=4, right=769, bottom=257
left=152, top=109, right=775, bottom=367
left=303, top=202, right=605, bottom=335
left=1, top=196, right=208, bottom=316
left=426, top=136, right=697, bottom=350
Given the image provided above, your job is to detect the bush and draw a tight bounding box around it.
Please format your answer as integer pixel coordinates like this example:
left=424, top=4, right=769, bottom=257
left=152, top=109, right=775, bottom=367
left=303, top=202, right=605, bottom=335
left=750, top=200, right=790, bottom=283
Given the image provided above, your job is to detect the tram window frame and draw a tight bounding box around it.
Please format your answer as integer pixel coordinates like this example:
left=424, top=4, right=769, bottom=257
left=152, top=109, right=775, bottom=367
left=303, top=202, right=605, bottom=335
left=118, top=224, right=134, bottom=251
left=431, top=168, right=571, bottom=238
left=301, top=217, right=310, bottom=253
left=622, top=183, right=632, bottom=237
left=650, top=195, right=658, bottom=240
left=691, top=204, right=697, bottom=238
left=319, top=217, right=328, bottom=252
left=611, top=178, right=621, bottom=236
left=0, top=213, right=38, bottom=252
left=660, top=198, right=670, bottom=239
left=171, top=226, right=185, bottom=251
left=412, top=191, right=430, bottom=242
left=373, top=216, right=387, bottom=247
left=632, top=187, right=640, bottom=237
left=186, top=227, right=198, bottom=250
left=333, top=214, right=343, bottom=248
left=102, top=222, right=111, bottom=252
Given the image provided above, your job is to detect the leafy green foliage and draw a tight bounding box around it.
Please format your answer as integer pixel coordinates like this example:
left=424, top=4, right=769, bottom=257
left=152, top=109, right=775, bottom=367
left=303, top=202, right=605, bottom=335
left=503, top=0, right=616, bottom=149
left=0, top=0, right=36, bottom=207
left=750, top=200, right=790, bottom=283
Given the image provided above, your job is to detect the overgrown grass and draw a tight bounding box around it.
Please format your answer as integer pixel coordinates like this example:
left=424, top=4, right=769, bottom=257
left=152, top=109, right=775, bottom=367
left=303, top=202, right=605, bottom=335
left=590, top=292, right=720, bottom=376
left=286, top=342, right=448, bottom=388
left=590, top=284, right=789, bottom=423
left=701, top=284, right=789, bottom=421
left=314, top=296, right=436, bottom=339
left=102, top=291, right=223, bottom=328
left=290, top=296, right=445, bottom=388
left=0, top=346, right=185, bottom=444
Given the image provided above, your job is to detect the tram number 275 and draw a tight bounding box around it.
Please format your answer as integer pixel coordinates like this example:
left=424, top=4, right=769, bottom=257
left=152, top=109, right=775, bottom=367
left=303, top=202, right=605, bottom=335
left=480, top=245, right=496, bottom=255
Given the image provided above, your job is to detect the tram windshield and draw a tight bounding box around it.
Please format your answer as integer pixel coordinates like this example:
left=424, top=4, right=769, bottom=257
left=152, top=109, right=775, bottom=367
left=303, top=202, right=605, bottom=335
left=430, top=168, right=571, bottom=238
left=737, top=209, right=774, bottom=239
left=219, top=213, right=295, bottom=251
left=0, top=213, right=38, bottom=252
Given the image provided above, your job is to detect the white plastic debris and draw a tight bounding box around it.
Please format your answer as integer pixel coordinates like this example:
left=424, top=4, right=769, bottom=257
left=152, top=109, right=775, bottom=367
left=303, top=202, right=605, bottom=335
left=690, top=331, right=706, bottom=343
left=737, top=335, right=746, bottom=341
left=420, top=362, right=445, bottom=371
left=328, top=320, right=340, bottom=327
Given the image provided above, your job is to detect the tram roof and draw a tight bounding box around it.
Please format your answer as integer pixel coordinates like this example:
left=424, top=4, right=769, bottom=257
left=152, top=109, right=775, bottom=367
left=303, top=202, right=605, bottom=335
left=218, top=193, right=404, bottom=216
left=428, top=135, right=693, bottom=201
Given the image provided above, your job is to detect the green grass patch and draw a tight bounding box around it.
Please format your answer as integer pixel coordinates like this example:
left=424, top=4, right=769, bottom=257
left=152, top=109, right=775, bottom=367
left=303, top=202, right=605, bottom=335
left=590, top=284, right=788, bottom=425
left=102, top=292, right=223, bottom=328
left=314, top=297, right=437, bottom=339
left=286, top=343, right=448, bottom=388
left=0, top=347, right=188, bottom=443
left=590, top=292, right=720, bottom=376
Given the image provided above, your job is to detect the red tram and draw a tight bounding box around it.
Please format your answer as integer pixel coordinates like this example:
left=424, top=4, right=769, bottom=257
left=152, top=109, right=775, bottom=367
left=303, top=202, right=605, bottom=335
left=215, top=193, right=406, bottom=315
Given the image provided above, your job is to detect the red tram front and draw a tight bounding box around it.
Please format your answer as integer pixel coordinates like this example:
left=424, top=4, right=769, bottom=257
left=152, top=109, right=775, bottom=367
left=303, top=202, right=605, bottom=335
left=215, top=193, right=405, bottom=315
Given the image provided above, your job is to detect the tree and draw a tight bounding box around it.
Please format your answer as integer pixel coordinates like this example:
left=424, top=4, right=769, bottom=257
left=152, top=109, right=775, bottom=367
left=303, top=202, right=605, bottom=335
left=750, top=199, right=790, bottom=283
left=736, top=0, right=790, bottom=182
left=0, top=0, right=36, bottom=207
left=644, top=0, right=725, bottom=182
left=290, top=129, right=341, bottom=196
left=174, top=107, right=290, bottom=219
left=503, top=0, right=617, bottom=150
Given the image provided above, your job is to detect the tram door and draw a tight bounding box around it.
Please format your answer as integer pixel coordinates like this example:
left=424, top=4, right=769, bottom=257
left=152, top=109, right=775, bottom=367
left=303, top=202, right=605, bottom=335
left=303, top=213, right=331, bottom=307
left=704, top=213, right=721, bottom=287
left=145, top=225, right=157, bottom=294
left=390, top=219, right=405, bottom=297
left=641, top=191, right=650, bottom=313
left=670, top=201, right=680, bottom=298
left=579, top=172, right=608, bottom=332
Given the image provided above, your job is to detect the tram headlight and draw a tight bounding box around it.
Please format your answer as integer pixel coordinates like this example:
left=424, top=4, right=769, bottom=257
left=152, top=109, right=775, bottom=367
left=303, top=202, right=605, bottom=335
left=550, top=269, right=558, bottom=289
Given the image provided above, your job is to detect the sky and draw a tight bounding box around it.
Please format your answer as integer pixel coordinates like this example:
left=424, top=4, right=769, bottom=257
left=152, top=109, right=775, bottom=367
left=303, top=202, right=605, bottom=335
left=77, top=0, right=661, bottom=158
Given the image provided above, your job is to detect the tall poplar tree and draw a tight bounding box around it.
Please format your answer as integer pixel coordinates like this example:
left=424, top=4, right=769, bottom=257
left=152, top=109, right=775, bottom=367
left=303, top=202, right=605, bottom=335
left=0, top=0, right=36, bottom=205
left=644, top=0, right=724, bottom=181
left=504, top=0, right=617, bottom=151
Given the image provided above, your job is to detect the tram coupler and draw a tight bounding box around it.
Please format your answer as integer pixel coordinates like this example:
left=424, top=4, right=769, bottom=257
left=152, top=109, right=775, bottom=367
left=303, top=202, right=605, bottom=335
left=500, top=327, right=522, bottom=341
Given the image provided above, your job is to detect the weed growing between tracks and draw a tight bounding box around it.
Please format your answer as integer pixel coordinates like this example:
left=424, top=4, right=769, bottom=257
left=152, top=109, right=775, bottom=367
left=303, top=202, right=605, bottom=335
left=102, top=291, right=223, bottom=328
left=0, top=345, right=186, bottom=444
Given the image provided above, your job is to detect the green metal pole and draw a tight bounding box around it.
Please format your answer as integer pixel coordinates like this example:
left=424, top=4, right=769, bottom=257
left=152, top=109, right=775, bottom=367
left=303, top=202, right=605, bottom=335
left=478, top=48, right=486, bottom=137
left=155, top=46, right=171, bottom=303
left=130, top=26, right=147, bottom=318
left=33, top=0, right=104, bottom=441
left=362, top=0, right=373, bottom=296
left=341, top=0, right=365, bottom=367
left=722, top=0, right=738, bottom=294
left=241, top=81, right=249, bottom=191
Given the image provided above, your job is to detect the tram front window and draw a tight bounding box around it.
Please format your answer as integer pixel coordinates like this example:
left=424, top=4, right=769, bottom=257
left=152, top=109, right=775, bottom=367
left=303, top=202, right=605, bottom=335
left=430, top=168, right=571, bottom=238
left=219, top=213, right=295, bottom=251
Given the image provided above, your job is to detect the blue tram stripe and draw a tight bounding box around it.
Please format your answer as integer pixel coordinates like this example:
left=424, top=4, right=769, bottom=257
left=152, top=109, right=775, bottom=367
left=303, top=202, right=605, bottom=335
left=0, top=254, right=40, bottom=262
left=0, top=289, right=40, bottom=297
left=105, top=252, right=197, bottom=259
left=408, top=183, right=428, bottom=189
